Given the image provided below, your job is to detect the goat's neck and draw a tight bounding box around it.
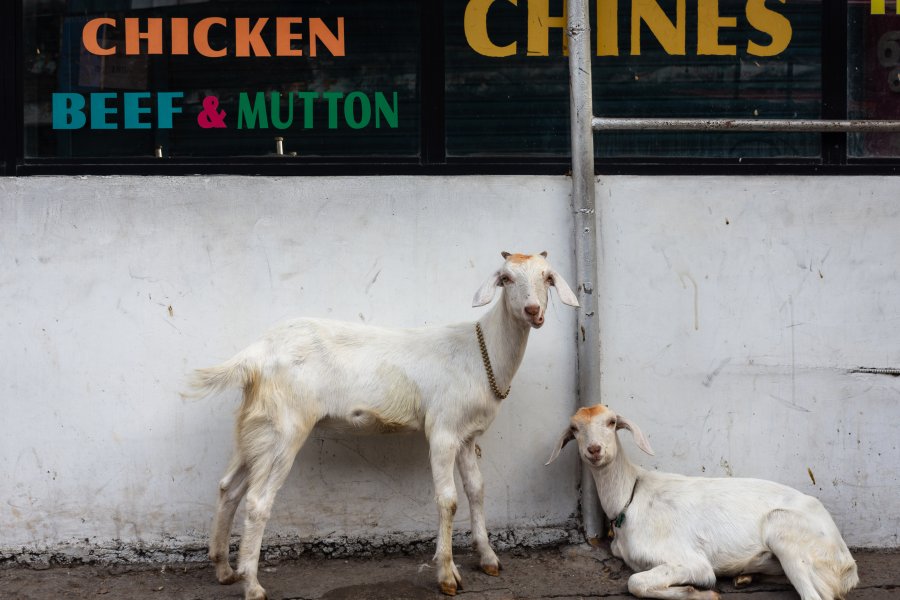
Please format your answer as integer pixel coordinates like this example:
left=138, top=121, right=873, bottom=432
left=590, top=438, right=642, bottom=521
left=477, top=298, right=531, bottom=398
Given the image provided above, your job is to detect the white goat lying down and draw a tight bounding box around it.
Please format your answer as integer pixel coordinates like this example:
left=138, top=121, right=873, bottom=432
left=547, top=405, right=858, bottom=600
left=190, top=251, right=579, bottom=600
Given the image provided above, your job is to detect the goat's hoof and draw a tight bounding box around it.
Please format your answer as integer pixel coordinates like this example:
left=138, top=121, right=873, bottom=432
left=437, top=558, right=462, bottom=596
left=215, top=565, right=240, bottom=585
left=733, top=575, right=753, bottom=588
left=479, top=549, right=502, bottom=576
left=244, top=588, right=267, bottom=600
left=683, top=586, right=719, bottom=600
left=439, top=581, right=458, bottom=596
left=438, top=568, right=463, bottom=596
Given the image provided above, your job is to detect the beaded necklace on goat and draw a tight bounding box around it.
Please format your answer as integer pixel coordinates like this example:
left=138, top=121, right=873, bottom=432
left=475, top=322, right=510, bottom=400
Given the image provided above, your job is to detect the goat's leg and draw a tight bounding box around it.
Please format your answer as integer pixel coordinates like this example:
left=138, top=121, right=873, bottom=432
left=771, top=553, right=830, bottom=600
left=429, top=433, right=462, bottom=596
left=765, top=510, right=843, bottom=600
left=209, top=452, right=249, bottom=585
left=456, top=439, right=501, bottom=576
left=235, top=423, right=311, bottom=600
left=627, top=563, right=720, bottom=600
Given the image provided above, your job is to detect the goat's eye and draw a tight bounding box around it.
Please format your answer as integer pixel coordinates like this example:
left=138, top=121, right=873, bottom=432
left=499, top=275, right=511, bottom=285
left=569, top=425, right=578, bottom=434
left=607, top=419, right=616, bottom=427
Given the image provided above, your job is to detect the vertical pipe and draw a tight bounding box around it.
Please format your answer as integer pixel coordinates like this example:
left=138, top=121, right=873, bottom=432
left=566, top=0, right=604, bottom=543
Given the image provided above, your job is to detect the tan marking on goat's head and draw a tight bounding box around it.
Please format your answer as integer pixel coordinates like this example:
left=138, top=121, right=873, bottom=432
left=548, top=406, right=655, bottom=467
left=501, top=251, right=549, bottom=264
left=572, top=404, right=611, bottom=425
left=473, top=250, right=576, bottom=318
left=501, top=252, right=533, bottom=264
left=566, top=404, right=655, bottom=462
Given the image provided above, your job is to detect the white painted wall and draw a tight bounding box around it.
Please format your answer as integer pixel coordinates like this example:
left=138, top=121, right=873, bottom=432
left=0, top=176, right=580, bottom=559
left=596, top=176, right=900, bottom=548
left=1, top=174, right=898, bottom=560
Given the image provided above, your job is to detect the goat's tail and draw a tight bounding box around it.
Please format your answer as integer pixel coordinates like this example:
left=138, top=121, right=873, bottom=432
left=183, top=353, right=256, bottom=401
left=835, top=558, right=859, bottom=600
left=804, top=556, right=859, bottom=600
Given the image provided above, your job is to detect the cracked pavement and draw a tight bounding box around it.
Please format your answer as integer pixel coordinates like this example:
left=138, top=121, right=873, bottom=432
left=1, top=544, right=897, bottom=599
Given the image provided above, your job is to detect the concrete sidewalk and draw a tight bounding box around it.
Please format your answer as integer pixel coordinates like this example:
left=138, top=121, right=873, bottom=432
left=1, top=544, right=897, bottom=600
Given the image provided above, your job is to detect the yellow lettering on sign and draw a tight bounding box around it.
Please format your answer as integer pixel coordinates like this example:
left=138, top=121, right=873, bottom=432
left=632, top=0, right=686, bottom=56
left=465, top=0, right=518, bottom=57
left=871, top=0, right=900, bottom=14
left=697, top=0, right=736, bottom=55
left=461, top=0, right=795, bottom=58
left=746, top=0, right=792, bottom=57
left=597, top=0, right=619, bottom=56
left=527, top=0, right=568, bottom=56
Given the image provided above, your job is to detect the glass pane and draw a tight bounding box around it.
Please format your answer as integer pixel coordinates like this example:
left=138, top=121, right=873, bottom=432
left=445, top=0, right=821, bottom=159
left=848, top=1, right=900, bottom=158
left=23, top=0, right=420, bottom=159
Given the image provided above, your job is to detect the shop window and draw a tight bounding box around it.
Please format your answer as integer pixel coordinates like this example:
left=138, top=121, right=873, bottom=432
left=848, top=1, right=900, bottom=158
left=7, top=1, right=900, bottom=172
left=23, top=0, right=421, bottom=159
left=446, top=0, right=821, bottom=159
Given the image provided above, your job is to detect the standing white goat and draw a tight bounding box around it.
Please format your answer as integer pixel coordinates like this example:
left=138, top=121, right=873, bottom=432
left=190, top=251, right=579, bottom=600
left=547, top=405, right=858, bottom=600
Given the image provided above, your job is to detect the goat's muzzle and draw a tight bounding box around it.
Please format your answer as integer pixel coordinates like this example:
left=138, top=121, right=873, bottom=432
left=585, top=444, right=603, bottom=466
left=524, top=304, right=544, bottom=328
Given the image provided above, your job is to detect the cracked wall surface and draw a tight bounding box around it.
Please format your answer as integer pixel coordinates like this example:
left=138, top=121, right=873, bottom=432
left=1, top=174, right=898, bottom=562
left=1, top=176, right=580, bottom=560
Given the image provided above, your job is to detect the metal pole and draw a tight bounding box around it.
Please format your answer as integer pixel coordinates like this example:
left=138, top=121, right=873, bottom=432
left=593, top=117, right=900, bottom=132
left=567, top=0, right=604, bottom=545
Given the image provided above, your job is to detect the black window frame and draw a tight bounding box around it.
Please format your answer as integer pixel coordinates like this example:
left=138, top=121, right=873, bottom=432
left=3, top=0, right=900, bottom=176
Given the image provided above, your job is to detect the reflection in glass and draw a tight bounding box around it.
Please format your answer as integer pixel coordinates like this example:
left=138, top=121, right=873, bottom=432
left=445, top=0, right=821, bottom=159
left=848, top=2, right=900, bottom=158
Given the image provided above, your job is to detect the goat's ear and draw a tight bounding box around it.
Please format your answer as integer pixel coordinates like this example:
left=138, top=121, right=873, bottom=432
left=472, top=271, right=501, bottom=307
left=616, top=415, right=655, bottom=456
left=549, top=270, right=580, bottom=307
left=545, top=427, right=575, bottom=465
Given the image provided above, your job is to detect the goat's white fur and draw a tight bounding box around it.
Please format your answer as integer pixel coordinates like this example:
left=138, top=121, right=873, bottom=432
left=190, top=251, right=579, bottom=600
left=547, top=405, right=858, bottom=600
